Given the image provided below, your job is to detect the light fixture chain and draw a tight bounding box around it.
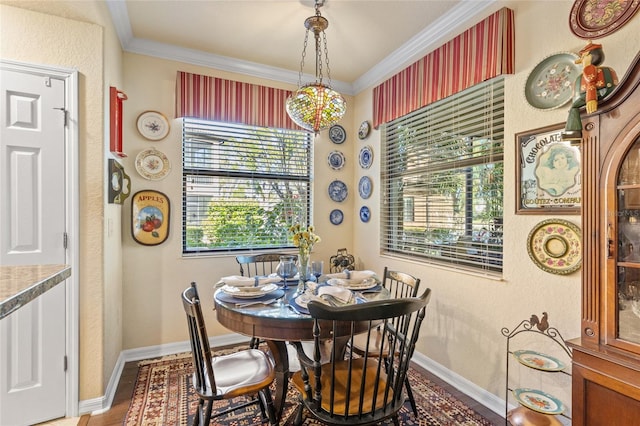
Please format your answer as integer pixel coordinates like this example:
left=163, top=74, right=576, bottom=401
left=322, top=31, right=332, bottom=88
left=297, top=30, right=310, bottom=87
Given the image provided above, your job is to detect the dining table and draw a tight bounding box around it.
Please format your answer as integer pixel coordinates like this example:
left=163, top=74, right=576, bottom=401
left=213, top=276, right=389, bottom=421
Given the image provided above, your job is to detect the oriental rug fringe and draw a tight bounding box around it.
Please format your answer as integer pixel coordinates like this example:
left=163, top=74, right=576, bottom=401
left=124, top=347, right=496, bottom=425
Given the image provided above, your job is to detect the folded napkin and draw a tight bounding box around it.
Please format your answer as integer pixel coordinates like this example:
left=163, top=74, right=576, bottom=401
left=317, top=285, right=353, bottom=304
left=217, top=275, right=281, bottom=287
left=324, top=270, right=376, bottom=281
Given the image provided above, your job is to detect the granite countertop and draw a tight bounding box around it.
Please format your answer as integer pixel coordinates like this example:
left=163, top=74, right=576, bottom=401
left=0, top=264, right=71, bottom=320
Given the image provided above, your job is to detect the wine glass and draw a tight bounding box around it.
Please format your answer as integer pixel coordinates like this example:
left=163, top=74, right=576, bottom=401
left=276, top=255, right=297, bottom=290
left=311, top=260, right=324, bottom=283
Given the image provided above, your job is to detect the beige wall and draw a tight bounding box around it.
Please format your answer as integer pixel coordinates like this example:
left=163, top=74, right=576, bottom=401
left=0, top=1, right=123, bottom=401
left=4, top=0, right=640, bottom=414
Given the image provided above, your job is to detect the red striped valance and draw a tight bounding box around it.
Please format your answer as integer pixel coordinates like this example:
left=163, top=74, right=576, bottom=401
left=372, top=7, right=514, bottom=129
left=175, top=71, right=299, bottom=130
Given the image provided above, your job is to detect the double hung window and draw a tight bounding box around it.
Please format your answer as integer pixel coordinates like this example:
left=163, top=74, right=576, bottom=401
left=381, top=78, right=504, bottom=273
left=182, top=118, right=312, bottom=254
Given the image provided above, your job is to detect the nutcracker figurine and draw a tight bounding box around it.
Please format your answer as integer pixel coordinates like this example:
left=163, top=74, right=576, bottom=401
left=562, top=41, right=618, bottom=141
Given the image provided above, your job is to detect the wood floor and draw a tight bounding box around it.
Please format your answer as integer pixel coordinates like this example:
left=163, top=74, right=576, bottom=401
left=79, top=354, right=505, bottom=425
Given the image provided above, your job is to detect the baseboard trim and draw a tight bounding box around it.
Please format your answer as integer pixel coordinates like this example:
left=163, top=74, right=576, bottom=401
left=78, top=334, right=250, bottom=415
left=411, top=351, right=506, bottom=417
left=79, top=333, right=506, bottom=417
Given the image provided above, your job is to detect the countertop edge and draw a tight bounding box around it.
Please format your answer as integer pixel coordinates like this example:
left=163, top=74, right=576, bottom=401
left=0, top=265, right=71, bottom=320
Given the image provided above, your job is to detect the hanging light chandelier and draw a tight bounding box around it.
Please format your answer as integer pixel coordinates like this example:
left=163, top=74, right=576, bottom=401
left=286, top=0, right=346, bottom=134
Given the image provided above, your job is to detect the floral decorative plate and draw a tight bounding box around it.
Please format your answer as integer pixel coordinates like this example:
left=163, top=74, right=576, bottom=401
left=136, top=111, right=170, bottom=141
left=513, top=388, right=565, bottom=415
left=328, top=150, right=345, bottom=170
left=328, top=180, right=348, bottom=202
left=135, top=148, right=171, bottom=180
left=513, top=350, right=566, bottom=372
left=360, top=206, right=371, bottom=223
left=525, top=52, right=580, bottom=110
left=359, top=120, right=371, bottom=139
left=329, top=124, right=346, bottom=144
left=330, top=209, right=344, bottom=225
left=527, top=219, right=582, bottom=275
left=570, top=0, right=640, bottom=39
left=359, top=145, right=374, bottom=169
left=359, top=176, right=373, bottom=199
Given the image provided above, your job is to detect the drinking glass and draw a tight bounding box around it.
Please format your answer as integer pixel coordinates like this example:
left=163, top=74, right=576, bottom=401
left=311, top=260, right=324, bottom=283
left=276, top=255, right=297, bottom=290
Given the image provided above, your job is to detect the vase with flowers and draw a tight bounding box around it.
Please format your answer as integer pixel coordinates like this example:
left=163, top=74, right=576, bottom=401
left=289, top=223, right=321, bottom=292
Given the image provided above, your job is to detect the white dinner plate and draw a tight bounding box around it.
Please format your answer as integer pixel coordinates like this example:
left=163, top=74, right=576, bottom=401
left=326, top=278, right=378, bottom=290
left=221, top=283, right=279, bottom=299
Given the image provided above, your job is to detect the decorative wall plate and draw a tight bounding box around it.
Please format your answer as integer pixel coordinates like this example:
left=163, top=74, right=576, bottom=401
left=358, top=120, right=371, bottom=139
left=359, top=145, right=374, bottom=169
left=360, top=206, right=371, bottom=223
left=513, top=388, right=565, bottom=415
left=513, top=350, right=566, bottom=372
left=327, top=150, right=345, bottom=170
left=131, top=190, right=170, bottom=246
left=359, top=176, right=373, bottom=199
left=137, top=111, right=170, bottom=140
left=329, top=124, right=346, bottom=144
left=135, top=148, right=171, bottom=180
left=330, top=209, right=344, bottom=225
left=527, top=219, right=582, bottom=275
left=525, top=52, right=580, bottom=110
left=328, top=180, right=348, bottom=202
left=570, top=0, right=640, bottom=39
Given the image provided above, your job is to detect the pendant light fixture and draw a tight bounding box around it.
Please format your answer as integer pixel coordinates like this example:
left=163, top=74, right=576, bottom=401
left=286, top=0, right=346, bottom=134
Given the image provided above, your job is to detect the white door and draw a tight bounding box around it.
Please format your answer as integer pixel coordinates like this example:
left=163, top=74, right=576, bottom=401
left=0, top=67, right=68, bottom=425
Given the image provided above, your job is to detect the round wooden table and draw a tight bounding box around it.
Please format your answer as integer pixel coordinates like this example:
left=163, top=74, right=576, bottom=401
left=214, top=285, right=389, bottom=421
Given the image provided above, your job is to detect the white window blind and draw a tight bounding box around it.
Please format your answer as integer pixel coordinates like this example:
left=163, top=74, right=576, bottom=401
left=381, top=77, right=504, bottom=273
left=182, top=118, right=312, bottom=254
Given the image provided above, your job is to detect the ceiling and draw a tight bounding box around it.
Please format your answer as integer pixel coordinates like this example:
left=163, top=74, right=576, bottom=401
left=107, top=0, right=497, bottom=95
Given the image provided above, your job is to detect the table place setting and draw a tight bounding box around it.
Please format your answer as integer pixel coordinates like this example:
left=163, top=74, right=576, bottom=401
left=289, top=280, right=370, bottom=315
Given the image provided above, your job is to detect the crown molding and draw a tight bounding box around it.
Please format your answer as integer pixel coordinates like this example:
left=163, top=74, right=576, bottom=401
left=108, top=0, right=496, bottom=96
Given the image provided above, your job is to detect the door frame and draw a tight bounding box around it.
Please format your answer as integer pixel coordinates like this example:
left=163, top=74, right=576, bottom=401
left=1, top=59, right=80, bottom=417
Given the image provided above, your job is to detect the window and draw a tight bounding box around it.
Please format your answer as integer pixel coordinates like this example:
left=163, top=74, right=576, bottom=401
left=381, top=78, right=504, bottom=273
left=182, top=118, right=312, bottom=254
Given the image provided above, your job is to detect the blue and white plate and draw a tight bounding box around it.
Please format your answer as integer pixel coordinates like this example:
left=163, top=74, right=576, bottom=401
left=328, top=180, right=348, bottom=202
left=328, top=150, right=345, bottom=170
left=358, top=120, right=371, bottom=140
left=359, top=176, right=372, bottom=199
left=330, top=209, right=344, bottom=225
left=329, top=125, right=346, bottom=144
left=359, top=145, right=373, bottom=169
left=360, top=206, right=371, bottom=222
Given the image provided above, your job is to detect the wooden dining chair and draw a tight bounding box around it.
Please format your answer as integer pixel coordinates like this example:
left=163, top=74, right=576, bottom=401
left=236, top=253, right=297, bottom=277
left=350, top=267, right=422, bottom=416
left=236, top=253, right=298, bottom=348
left=290, top=289, right=431, bottom=425
left=182, top=282, right=277, bottom=425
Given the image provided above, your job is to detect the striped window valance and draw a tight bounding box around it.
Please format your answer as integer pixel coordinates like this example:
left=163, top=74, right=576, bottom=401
left=373, top=7, right=514, bottom=129
left=175, top=71, right=299, bottom=130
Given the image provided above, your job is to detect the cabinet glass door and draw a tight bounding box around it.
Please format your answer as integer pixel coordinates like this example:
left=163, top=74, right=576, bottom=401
left=617, top=137, right=640, bottom=345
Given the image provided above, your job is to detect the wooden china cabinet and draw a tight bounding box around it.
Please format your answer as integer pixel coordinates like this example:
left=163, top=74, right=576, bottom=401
left=567, top=51, right=640, bottom=425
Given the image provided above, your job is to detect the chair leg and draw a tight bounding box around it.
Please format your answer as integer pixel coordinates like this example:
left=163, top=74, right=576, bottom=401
left=405, top=376, right=418, bottom=416
left=293, top=399, right=304, bottom=426
left=392, top=414, right=400, bottom=425
left=203, top=398, right=214, bottom=425
left=258, top=388, right=277, bottom=426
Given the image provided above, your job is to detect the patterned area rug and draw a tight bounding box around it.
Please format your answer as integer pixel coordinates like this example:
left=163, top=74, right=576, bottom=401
left=124, top=347, right=496, bottom=425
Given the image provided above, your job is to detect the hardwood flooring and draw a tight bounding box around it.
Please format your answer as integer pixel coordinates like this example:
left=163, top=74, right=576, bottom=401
left=80, top=355, right=505, bottom=425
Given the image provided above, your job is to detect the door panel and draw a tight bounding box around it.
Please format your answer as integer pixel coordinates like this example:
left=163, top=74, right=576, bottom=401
left=0, top=67, right=67, bottom=425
